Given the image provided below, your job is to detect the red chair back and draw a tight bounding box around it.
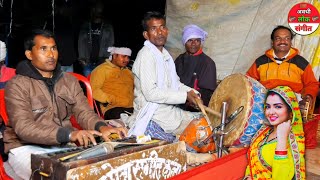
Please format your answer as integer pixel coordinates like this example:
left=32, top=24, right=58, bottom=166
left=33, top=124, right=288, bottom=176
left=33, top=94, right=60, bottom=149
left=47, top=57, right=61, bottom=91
left=0, top=90, right=13, bottom=179
left=68, top=72, right=96, bottom=129
left=0, top=89, right=8, bottom=125
left=0, top=156, right=12, bottom=180
left=68, top=72, right=93, bottom=108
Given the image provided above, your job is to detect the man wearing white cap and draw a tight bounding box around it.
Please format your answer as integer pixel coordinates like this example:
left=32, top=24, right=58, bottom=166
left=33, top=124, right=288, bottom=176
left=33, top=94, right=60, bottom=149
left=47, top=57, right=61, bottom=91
left=0, top=40, right=16, bottom=89
left=175, top=24, right=217, bottom=108
left=90, top=47, right=134, bottom=120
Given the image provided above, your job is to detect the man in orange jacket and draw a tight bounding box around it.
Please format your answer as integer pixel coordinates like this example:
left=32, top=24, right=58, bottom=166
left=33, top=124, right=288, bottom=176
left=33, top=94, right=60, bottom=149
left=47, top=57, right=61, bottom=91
left=247, top=25, right=318, bottom=109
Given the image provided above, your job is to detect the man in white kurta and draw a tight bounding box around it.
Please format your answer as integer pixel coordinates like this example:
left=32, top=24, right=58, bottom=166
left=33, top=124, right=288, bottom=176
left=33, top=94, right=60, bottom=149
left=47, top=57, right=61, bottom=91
left=126, top=11, right=201, bottom=142
left=128, top=44, right=199, bottom=134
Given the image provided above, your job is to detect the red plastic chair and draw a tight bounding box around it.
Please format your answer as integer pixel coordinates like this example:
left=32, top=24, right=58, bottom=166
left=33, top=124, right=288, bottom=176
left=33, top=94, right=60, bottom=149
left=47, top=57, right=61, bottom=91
left=87, top=74, right=104, bottom=119
left=0, top=89, right=13, bottom=180
left=68, top=72, right=94, bottom=108
left=0, top=90, right=9, bottom=125
left=67, top=72, right=96, bottom=130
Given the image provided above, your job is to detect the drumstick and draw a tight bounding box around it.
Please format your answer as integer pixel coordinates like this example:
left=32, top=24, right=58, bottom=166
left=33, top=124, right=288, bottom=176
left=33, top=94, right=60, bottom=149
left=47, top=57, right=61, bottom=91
left=195, top=98, right=208, bottom=117
left=203, top=106, right=221, bottom=118
left=195, top=98, right=221, bottom=118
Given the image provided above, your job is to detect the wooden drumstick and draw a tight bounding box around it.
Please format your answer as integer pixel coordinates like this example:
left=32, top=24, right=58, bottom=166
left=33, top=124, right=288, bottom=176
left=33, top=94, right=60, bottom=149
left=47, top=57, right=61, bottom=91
left=195, top=98, right=208, bottom=117
left=195, top=98, right=222, bottom=118
left=204, top=106, right=221, bottom=118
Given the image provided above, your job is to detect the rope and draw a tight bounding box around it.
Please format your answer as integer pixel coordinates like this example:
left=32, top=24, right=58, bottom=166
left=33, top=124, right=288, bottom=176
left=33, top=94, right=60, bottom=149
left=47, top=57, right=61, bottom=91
left=52, top=0, right=55, bottom=33
left=231, top=0, right=264, bottom=73
left=7, top=0, right=13, bottom=37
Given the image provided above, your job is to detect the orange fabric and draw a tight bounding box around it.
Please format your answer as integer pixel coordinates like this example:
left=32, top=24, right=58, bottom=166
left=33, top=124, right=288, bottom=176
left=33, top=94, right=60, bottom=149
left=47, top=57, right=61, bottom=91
left=87, top=74, right=103, bottom=119
left=246, top=62, right=260, bottom=81
left=265, top=47, right=298, bottom=61
left=90, top=61, right=133, bottom=114
left=168, top=148, right=248, bottom=180
left=247, top=48, right=318, bottom=98
left=192, top=48, right=203, bottom=56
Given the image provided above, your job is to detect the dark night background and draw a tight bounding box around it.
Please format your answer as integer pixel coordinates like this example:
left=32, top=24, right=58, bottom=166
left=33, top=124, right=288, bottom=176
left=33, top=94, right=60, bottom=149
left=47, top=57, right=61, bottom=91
left=0, top=0, right=166, bottom=72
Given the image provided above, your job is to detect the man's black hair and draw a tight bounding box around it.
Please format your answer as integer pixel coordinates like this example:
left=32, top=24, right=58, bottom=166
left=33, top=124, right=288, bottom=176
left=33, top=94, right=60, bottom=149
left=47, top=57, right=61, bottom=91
left=24, top=29, right=55, bottom=51
left=271, top=25, right=295, bottom=40
left=141, top=11, right=165, bottom=31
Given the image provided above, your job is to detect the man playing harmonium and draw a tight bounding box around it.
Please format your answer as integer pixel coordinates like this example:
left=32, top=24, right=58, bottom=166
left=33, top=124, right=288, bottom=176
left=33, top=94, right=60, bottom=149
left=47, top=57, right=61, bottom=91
left=3, top=29, right=127, bottom=179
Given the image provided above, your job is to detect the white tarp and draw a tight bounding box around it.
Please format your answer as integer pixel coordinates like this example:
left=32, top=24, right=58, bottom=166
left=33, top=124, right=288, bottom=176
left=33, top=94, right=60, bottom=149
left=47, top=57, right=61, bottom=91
left=166, top=0, right=320, bottom=80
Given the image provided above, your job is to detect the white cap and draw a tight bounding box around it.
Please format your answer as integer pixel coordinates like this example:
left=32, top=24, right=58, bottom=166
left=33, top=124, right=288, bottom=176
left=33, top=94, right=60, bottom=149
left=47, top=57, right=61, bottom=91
left=107, top=47, right=132, bottom=60
left=182, top=24, right=208, bottom=45
left=0, top=41, right=6, bottom=62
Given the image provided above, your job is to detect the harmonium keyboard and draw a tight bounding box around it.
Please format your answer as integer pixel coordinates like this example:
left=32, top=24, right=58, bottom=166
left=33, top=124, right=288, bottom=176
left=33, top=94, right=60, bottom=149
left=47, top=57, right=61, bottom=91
left=31, top=137, right=187, bottom=180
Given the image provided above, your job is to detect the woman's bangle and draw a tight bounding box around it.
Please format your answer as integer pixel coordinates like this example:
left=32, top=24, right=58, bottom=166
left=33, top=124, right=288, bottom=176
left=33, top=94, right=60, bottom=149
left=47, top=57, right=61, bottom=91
left=275, top=150, right=287, bottom=155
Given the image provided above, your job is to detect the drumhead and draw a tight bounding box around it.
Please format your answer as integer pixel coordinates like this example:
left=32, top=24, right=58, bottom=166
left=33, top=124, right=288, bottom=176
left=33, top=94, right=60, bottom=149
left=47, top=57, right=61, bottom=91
left=208, top=73, right=267, bottom=146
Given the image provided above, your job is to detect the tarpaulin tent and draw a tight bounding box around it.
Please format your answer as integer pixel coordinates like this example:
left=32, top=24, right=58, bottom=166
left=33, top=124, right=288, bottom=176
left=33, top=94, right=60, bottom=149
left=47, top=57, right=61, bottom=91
left=166, top=0, right=320, bottom=80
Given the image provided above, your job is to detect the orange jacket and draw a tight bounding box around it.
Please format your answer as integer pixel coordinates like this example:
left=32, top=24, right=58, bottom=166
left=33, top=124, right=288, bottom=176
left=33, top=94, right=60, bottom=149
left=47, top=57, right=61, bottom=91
left=247, top=48, right=318, bottom=99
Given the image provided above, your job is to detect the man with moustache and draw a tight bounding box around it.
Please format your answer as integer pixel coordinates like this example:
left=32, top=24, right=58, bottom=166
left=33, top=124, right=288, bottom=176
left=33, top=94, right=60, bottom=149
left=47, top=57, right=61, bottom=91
left=90, top=46, right=134, bottom=120
left=126, top=11, right=202, bottom=142
left=247, top=25, right=318, bottom=109
left=3, top=29, right=126, bottom=179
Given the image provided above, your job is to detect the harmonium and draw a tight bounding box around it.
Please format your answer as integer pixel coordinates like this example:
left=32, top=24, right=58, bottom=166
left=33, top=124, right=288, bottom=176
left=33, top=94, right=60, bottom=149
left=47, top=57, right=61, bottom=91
left=31, top=138, right=187, bottom=180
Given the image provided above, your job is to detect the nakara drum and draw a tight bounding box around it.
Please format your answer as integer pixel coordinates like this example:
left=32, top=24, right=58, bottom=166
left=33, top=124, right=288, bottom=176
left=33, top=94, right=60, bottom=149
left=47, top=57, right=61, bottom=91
left=208, top=73, right=268, bottom=146
left=179, top=116, right=215, bottom=153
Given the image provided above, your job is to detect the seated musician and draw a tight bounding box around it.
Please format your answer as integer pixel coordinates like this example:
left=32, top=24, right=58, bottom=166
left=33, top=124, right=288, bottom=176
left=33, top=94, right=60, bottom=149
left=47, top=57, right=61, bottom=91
left=246, top=25, right=318, bottom=113
left=3, top=29, right=127, bottom=180
left=175, top=24, right=217, bottom=109
left=126, top=11, right=202, bottom=143
left=244, top=86, right=305, bottom=179
left=90, top=46, right=134, bottom=120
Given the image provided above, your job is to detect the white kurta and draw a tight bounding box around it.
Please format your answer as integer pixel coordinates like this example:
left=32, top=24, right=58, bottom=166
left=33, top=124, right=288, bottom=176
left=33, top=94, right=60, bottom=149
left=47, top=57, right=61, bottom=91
left=127, top=46, right=199, bottom=133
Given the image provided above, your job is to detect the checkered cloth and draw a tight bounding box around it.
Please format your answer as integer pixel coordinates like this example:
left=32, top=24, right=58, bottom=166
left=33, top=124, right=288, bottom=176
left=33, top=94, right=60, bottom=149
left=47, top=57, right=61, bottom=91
left=145, top=121, right=176, bottom=142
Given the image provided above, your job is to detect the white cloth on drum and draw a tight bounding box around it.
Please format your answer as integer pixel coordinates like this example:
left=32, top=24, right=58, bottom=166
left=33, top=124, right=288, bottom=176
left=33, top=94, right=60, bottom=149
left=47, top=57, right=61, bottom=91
left=6, top=145, right=74, bottom=180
